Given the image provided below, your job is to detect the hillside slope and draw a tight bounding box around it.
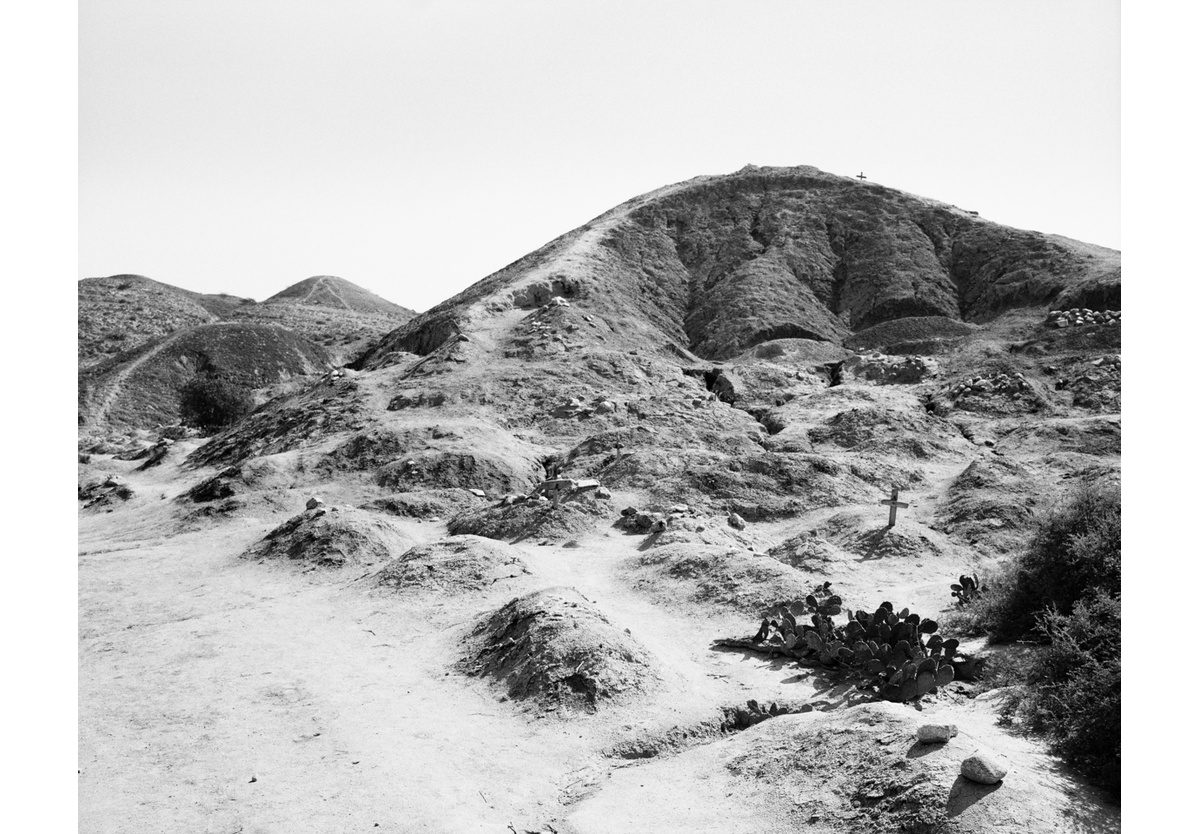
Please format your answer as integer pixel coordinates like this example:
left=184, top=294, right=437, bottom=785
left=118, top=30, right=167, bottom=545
left=78, top=274, right=254, bottom=366
left=79, top=322, right=334, bottom=431
left=360, top=165, right=1118, bottom=364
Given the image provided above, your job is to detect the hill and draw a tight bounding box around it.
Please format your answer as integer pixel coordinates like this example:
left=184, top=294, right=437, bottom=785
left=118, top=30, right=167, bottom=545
left=360, top=165, right=1117, bottom=364
left=231, top=275, right=416, bottom=361
left=78, top=321, right=334, bottom=432
left=79, top=165, right=1120, bottom=832
left=78, top=274, right=255, bottom=366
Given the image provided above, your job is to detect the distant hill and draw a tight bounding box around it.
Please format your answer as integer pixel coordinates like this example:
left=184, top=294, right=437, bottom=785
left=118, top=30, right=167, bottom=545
left=263, top=275, right=414, bottom=317
left=231, top=275, right=416, bottom=360
left=78, top=322, right=334, bottom=431
left=80, top=274, right=414, bottom=370
left=77, top=275, right=254, bottom=367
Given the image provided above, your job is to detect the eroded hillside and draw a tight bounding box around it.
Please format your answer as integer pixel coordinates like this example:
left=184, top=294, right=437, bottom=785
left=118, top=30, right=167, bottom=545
left=79, top=166, right=1120, bottom=833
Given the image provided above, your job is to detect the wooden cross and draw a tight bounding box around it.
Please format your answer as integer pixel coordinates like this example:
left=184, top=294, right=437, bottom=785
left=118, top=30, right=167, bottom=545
left=880, top=486, right=908, bottom=527
left=856, top=172, right=867, bottom=180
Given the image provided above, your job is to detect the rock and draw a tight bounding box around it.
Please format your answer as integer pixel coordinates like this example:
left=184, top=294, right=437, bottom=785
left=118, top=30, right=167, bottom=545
left=306, top=497, right=325, bottom=510
left=650, top=519, right=667, bottom=533
left=620, top=506, right=638, bottom=517
left=728, top=512, right=747, bottom=531
left=595, top=487, right=612, bottom=500
left=961, top=751, right=1008, bottom=785
left=468, top=488, right=487, bottom=498
left=594, top=400, right=616, bottom=415
left=916, top=724, right=958, bottom=744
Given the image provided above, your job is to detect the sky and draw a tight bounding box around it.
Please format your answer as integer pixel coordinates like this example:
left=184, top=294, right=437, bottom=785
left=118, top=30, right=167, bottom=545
left=79, top=0, right=1121, bottom=312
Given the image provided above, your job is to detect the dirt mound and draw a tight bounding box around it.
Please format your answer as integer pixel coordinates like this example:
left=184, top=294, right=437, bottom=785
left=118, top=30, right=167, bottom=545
left=78, top=476, right=134, bottom=509
left=808, top=511, right=947, bottom=560
left=996, top=417, right=1121, bottom=459
left=625, top=544, right=812, bottom=615
left=935, top=457, right=1040, bottom=552
left=448, top=496, right=610, bottom=542
left=734, top=338, right=850, bottom=365
left=244, top=505, right=415, bottom=569
left=644, top=514, right=769, bottom=551
left=372, top=535, right=528, bottom=593
left=376, top=449, right=543, bottom=495
left=808, top=407, right=963, bottom=458
left=845, top=315, right=978, bottom=354
left=186, top=375, right=368, bottom=467
left=363, top=488, right=484, bottom=519
left=460, top=587, right=658, bottom=712
left=719, top=701, right=1101, bottom=834
left=767, top=533, right=854, bottom=573
left=79, top=322, right=334, bottom=431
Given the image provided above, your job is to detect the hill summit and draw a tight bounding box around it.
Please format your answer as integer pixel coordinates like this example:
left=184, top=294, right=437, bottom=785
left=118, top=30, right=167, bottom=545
left=264, top=275, right=415, bottom=317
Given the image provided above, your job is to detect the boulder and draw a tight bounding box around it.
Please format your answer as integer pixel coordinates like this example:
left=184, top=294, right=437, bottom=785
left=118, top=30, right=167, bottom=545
left=916, top=724, right=958, bottom=744
left=306, top=496, right=325, bottom=510
left=728, top=512, right=747, bottom=531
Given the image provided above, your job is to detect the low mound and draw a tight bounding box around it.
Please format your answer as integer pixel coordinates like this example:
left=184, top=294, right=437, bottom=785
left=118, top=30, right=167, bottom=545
left=767, top=533, right=854, bottom=573
left=460, top=587, right=658, bottom=712
left=186, top=375, right=368, bottom=467
left=376, top=449, right=543, bottom=496
left=643, top=514, right=768, bottom=551
left=732, top=338, right=850, bottom=365
left=244, top=506, right=415, bottom=569
left=363, top=488, right=484, bottom=519
left=807, top=511, right=944, bottom=561
left=808, top=406, right=963, bottom=457
left=845, top=315, right=978, bottom=354
left=935, top=457, right=1040, bottom=552
left=626, top=543, right=812, bottom=614
left=372, top=535, right=527, bottom=593
left=996, top=417, right=1121, bottom=458
left=79, top=322, right=334, bottom=430
left=448, top=497, right=610, bottom=542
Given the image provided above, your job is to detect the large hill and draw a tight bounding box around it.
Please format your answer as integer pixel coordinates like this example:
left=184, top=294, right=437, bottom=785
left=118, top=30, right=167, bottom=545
left=79, top=166, right=1120, bottom=832
left=360, top=165, right=1118, bottom=364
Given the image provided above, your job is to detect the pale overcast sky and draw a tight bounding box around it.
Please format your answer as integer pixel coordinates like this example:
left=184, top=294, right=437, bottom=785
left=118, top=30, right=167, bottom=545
left=79, top=0, right=1120, bottom=312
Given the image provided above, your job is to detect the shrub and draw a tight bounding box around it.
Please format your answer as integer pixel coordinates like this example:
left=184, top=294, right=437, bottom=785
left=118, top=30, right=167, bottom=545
left=965, top=481, right=1119, bottom=640
left=1018, top=591, right=1121, bottom=795
left=179, top=375, right=255, bottom=433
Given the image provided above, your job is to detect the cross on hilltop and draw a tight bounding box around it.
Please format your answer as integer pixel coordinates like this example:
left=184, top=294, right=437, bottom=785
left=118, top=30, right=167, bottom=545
left=856, top=172, right=867, bottom=181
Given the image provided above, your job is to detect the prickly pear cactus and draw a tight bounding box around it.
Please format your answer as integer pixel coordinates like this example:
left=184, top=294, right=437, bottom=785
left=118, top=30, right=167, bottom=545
left=951, top=573, right=986, bottom=606
left=747, top=584, right=964, bottom=703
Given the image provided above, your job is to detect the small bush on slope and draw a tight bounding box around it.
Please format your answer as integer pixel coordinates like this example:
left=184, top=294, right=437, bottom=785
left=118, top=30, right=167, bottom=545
left=954, top=482, right=1120, bottom=640
left=957, top=482, right=1121, bottom=797
left=179, top=375, right=255, bottom=433
left=1019, top=590, right=1121, bottom=796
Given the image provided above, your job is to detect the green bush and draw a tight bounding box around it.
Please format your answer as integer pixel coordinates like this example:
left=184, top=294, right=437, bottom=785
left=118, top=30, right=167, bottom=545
left=1020, top=591, right=1121, bottom=795
left=179, top=375, right=255, bottom=433
left=967, top=482, right=1120, bottom=640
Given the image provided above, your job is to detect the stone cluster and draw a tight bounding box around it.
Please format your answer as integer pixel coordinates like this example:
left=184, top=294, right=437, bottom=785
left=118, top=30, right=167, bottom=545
left=948, top=372, right=1033, bottom=399
left=499, top=477, right=611, bottom=507
left=1046, top=308, right=1120, bottom=328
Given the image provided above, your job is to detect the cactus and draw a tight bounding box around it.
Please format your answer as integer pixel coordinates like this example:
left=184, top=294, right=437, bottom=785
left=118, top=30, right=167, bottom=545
left=744, top=584, right=964, bottom=702
left=951, top=573, right=986, bottom=606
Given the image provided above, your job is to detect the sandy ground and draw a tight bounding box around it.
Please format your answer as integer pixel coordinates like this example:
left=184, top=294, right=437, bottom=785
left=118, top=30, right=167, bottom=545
left=79, top=439, right=1118, bottom=834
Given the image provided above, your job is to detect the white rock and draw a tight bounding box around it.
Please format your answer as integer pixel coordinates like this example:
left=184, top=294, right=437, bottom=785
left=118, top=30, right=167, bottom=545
left=916, top=724, right=958, bottom=744
left=961, top=751, right=1008, bottom=784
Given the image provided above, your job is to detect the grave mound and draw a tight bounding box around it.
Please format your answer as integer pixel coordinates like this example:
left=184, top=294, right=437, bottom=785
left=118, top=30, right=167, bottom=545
left=244, top=506, right=414, bottom=569
left=460, top=587, right=658, bottom=712
left=372, top=535, right=527, bottom=594
left=363, top=488, right=484, bottom=519
left=448, top=497, right=610, bottom=542
left=626, top=544, right=812, bottom=615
